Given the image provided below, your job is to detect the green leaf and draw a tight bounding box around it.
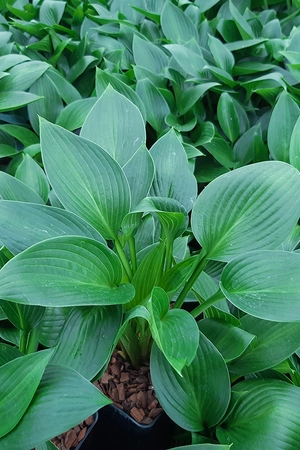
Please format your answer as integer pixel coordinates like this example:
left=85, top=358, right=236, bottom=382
left=95, top=68, right=146, bottom=120
left=229, top=0, right=254, bottom=40
left=198, top=318, right=255, bottom=363
left=0, top=302, right=44, bottom=331
left=177, top=83, right=220, bottom=116
left=228, top=315, right=300, bottom=375
left=165, top=44, right=206, bottom=78
left=0, top=91, right=42, bottom=112
left=208, top=35, right=235, bottom=74
left=0, top=349, right=53, bottom=438
left=123, top=145, right=155, bottom=208
left=51, top=305, right=121, bottom=380
left=36, top=441, right=59, bottom=450
left=191, top=161, right=300, bottom=261
left=161, top=2, right=198, bottom=44
left=0, top=124, right=39, bottom=147
left=28, top=73, right=63, bottom=134
left=0, top=236, right=135, bottom=307
left=81, top=86, right=146, bottom=168
left=0, top=201, right=105, bottom=255
left=45, top=67, right=81, bottom=104
left=133, top=35, right=169, bottom=74
left=221, top=250, right=300, bottom=322
left=202, top=137, right=235, bottom=169
left=15, top=154, right=49, bottom=202
left=217, top=379, right=300, bottom=449
left=290, top=115, right=300, bottom=170
left=195, top=0, right=221, bottom=12
left=40, top=119, right=131, bottom=240
left=0, top=61, right=49, bottom=91
left=0, top=172, right=45, bottom=204
left=0, top=55, right=30, bottom=72
left=0, top=343, right=23, bottom=367
left=151, top=334, right=230, bottom=432
left=40, top=0, right=66, bottom=25
left=136, top=78, right=170, bottom=133
left=0, top=365, right=111, bottom=449
left=147, top=287, right=199, bottom=374
left=37, top=307, right=71, bottom=348
left=267, top=90, right=299, bottom=162
left=56, top=98, right=97, bottom=131
left=217, top=93, right=241, bottom=143
left=150, top=129, right=197, bottom=212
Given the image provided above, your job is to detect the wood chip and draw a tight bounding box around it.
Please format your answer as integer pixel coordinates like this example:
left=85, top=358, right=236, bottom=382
left=77, top=427, right=87, bottom=442
left=130, top=406, right=145, bottom=423
left=149, top=407, right=163, bottom=419
left=110, top=363, right=120, bottom=377
left=117, top=382, right=126, bottom=401
left=64, top=429, right=77, bottom=448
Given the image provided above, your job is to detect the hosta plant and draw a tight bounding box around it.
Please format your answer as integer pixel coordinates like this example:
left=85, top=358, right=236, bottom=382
left=1, top=87, right=300, bottom=449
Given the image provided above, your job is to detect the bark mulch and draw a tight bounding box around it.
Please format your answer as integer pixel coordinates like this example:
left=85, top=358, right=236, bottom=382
left=51, top=351, right=161, bottom=449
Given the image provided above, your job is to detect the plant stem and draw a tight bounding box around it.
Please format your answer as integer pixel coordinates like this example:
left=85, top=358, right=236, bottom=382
left=164, top=238, right=173, bottom=274
left=173, top=248, right=208, bottom=309
left=190, top=289, right=224, bottom=319
left=26, top=327, right=39, bottom=354
left=263, top=0, right=268, bottom=9
left=128, top=235, right=137, bottom=274
left=114, top=237, right=133, bottom=281
left=19, top=329, right=29, bottom=354
left=120, top=323, right=141, bottom=368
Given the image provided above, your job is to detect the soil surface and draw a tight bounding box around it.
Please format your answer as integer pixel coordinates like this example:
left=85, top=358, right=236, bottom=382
left=51, top=351, right=161, bottom=449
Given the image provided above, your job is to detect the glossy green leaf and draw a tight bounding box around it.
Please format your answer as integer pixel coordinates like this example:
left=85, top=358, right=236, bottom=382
left=290, top=115, right=300, bottom=170
left=56, top=98, right=97, bottom=131
left=165, top=44, right=206, bottom=78
left=0, top=302, right=44, bottom=331
left=133, top=35, right=168, bottom=74
left=28, top=72, right=63, bottom=134
left=217, top=93, right=241, bottom=143
left=221, top=250, right=300, bottom=322
left=202, top=137, right=235, bottom=169
left=136, top=78, right=170, bottom=133
left=40, top=119, right=130, bottom=240
left=95, top=69, right=146, bottom=120
left=191, top=162, right=300, bottom=261
left=208, top=35, right=234, bottom=74
left=0, top=124, right=39, bottom=147
left=0, top=91, right=42, bottom=112
left=228, top=315, right=300, bottom=375
left=0, top=201, right=105, bottom=255
left=217, top=379, right=300, bottom=449
left=40, top=0, right=66, bottom=25
left=150, top=129, right=197, bottom=212
left=38, top=307, right=71, bottom=348
left=161, top=2, right=198, bottom=44
left=268, top=90, right=299, bottom=162
left=81, top=86, right=145, bottom=168
left=45, top=67, right=81, bottom=104
left=151, top=333, right=230, bottom=432
left=147, top=287, right=199, bottom=374
left=0, top=365, right=111, bottom=450
left=178, top=83, right=220, bottom=116
left=15, top=154, right=49, bottom=202
left=0, top=349, right=53, bottom=438
left=123, top=145, right=155, bottom=208
left=229, top=0, right=254, bottom=40
left=0, top=236, right=135, bottom=307
left=51, top=305, right=122, bottom=380
left=0, top=61, right=49, bottom=91
left=0, top=55, right=30, bottom=72
left=36, top=441, right=58, bottom=450
left=0, top=344, right=22, bottom=367
left=198, top=318, right=255, bottom=363
left=0, top=172, right=45, bottom=204
left=195, top=0, right=221, bottom=12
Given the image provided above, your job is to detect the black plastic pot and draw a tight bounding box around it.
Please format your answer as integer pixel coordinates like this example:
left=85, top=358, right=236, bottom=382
left=76, top=404, right=176, bottom=450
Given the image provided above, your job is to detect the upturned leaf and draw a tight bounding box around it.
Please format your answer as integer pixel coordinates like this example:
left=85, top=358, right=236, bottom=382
left=268, top=90, right=299, bottom=162
left=191, top=162, right=300, bottom=261
left=0, top=236, right=135, bottom=307
left=0, top=349, right=53, bottom=438
left=150, top=129, right=197, bottom=212
left=151, top=334, right=230, bottom=432
left=147, top=287, right=199, bottom=374
left=40, top=118, right=130, bottom=240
